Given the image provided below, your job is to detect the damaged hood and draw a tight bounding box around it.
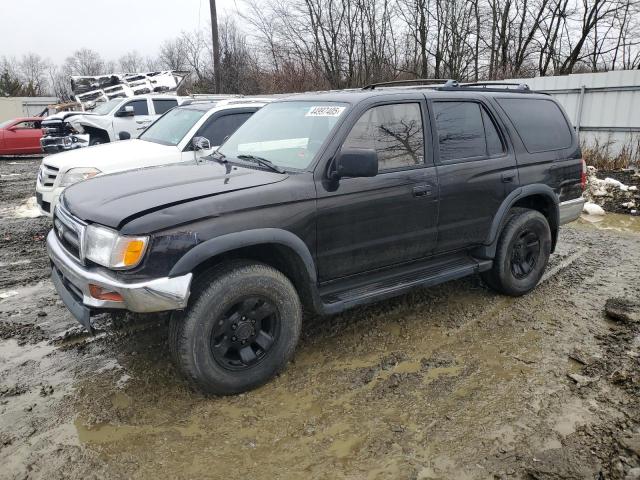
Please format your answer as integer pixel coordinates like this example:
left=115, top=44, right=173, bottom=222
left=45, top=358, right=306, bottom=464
left=44, top=139, right=183, bottom=174
left=42, top=111, right=93, bottom=124
left=62, top=161, right=288, bottom=229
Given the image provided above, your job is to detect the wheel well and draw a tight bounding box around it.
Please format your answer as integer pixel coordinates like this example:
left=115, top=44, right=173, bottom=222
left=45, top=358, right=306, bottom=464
left=190, top=244, right=316, bottom=313
left=512, top=194, right=558, bottom=251
left=83, top=126, right=110, bottom=142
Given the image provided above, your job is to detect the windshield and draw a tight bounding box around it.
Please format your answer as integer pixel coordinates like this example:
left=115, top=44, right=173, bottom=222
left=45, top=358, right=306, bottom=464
left=92, top=98, right=124, bottom=115
left=218, top=101, right=348, bottom=170
left=139, top=108, right=206, bottom=146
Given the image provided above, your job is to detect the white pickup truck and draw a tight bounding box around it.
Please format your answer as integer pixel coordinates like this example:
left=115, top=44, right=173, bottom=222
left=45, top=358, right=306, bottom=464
left=40, top=95, right=188, bottom=153
left=36, top=100, right=269, bottom=216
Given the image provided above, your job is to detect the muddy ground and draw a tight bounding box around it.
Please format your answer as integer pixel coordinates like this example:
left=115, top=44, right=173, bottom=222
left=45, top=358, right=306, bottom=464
left=1, top=158, right=639, bottom=480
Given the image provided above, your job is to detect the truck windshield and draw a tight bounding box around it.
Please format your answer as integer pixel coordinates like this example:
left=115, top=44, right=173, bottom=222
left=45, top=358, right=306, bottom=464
left=139, top=108, right=206, bottom=146
left=92, top=99, right=124, bottom=115
left=218, top=101, right=349, bottom=170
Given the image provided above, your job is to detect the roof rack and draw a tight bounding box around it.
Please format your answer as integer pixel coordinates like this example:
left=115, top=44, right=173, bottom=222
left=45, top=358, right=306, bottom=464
left=457, top=82, right=530, bottom=91
left=362, top=78, right=458, bottom=90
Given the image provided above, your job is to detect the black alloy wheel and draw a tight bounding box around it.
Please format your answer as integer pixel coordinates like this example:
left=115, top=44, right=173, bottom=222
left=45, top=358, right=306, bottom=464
left=510, top=228, right=540, bottom=279
left=210, top=296, right=280, bottom=370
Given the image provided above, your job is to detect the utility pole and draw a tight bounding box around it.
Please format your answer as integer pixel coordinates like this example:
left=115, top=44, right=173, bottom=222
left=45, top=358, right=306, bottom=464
left=209, top=0, right=222, bottom=93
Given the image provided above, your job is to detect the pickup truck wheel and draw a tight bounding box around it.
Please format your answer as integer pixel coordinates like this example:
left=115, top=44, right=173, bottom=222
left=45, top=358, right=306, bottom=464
left=170, top=262, right=302, bottom=395
left=481, top=208, right=551, bottom=296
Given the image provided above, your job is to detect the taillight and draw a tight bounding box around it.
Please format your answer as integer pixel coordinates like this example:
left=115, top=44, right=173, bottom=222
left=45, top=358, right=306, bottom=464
left=580, top=159, right=587, bottom=191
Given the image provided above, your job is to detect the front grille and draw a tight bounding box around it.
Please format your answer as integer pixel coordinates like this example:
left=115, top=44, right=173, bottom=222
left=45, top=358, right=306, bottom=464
left=54, top=205, right=86, bottom=263
left=38, top=164, right=59, bottom=188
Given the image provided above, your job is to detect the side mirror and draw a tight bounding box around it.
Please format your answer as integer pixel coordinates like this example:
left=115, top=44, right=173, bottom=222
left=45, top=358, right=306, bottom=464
left=118, top=131, right=131, bottom=140
left=117, top=105, right=135, bottom=117
left=333, top=149, right=378, bottom=179
left=192, top=136, right=211, bottom=151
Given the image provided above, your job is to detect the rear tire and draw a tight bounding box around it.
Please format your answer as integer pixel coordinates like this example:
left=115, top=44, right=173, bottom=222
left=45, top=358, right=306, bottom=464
left=170, top=261, right=302, bottom=395
left=481, top=208, right=551, bottom=296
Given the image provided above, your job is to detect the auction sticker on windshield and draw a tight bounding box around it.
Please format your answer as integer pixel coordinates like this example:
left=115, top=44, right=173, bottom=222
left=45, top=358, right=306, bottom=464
left=306, top=106, right=346, bottom=117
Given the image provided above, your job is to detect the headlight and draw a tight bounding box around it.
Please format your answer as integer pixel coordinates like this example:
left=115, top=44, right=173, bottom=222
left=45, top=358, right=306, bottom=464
left=59, top=167, right=101, bottom=187
left=84, top=224, right=148, bottom=269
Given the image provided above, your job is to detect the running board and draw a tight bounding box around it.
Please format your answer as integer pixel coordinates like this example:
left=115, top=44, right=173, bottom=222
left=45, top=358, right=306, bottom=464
left=319, top=255, right=492, bottom=314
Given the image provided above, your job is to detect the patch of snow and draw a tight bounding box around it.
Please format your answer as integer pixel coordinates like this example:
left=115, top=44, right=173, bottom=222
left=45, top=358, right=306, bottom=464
left=622, top=201, right=636, bottom=209
left=583, top=202, right=605, bottom=216
left=13, top=197, right=42, bottom=218
left=1, top=173, right=23, bottom=177
left=604, top=177, right=629, bottom=191
left=0, top=290, right=19, bottom=300
left=629, top=186, right=638, bottom=192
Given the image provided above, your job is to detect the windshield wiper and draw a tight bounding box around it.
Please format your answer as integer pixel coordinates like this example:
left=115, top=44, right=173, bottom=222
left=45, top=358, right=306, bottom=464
left=236, top=154, right=285, bottom=174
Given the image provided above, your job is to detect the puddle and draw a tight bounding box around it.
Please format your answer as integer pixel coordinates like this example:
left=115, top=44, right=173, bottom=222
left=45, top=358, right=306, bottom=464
left=574, top=212, right=640, bottom=234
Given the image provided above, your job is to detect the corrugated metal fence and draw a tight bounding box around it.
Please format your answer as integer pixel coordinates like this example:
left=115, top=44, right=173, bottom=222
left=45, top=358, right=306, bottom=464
left=504, top=70, right=640, bottom=158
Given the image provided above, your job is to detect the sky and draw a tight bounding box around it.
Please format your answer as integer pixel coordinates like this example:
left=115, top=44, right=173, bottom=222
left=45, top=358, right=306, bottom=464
left=1, top=0, right=241, bottom=65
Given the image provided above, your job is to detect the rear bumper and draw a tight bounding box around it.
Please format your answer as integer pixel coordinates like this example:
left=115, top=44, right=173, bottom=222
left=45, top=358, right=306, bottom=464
left=559, top=197, right=585, bottom=225
left=47, top=230, right=192, bottom=325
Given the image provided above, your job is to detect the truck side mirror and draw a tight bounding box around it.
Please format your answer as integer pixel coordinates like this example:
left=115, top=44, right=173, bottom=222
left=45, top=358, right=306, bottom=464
left=116, top=105, right=135, bottom=117
left=192, top=136, right=211, bottom=151
left=333, top=149, right=378, bottom=179
left=118, top=131, right=131, bottom=140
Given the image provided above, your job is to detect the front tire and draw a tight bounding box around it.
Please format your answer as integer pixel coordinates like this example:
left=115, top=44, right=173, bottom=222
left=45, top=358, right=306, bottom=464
left=482, top=208, right=551, bottom=296
left=89, top=135, right=108, bottom=146
left=170, top=261, right=302, bottom=395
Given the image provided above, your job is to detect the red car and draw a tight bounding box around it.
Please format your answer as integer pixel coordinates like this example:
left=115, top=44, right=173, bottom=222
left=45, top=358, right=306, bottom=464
left=0, top=117, right=44, bottom=155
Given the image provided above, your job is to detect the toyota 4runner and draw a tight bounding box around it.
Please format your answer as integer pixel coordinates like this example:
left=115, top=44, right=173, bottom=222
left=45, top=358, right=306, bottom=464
left=47, top=80, right=586, bottom=395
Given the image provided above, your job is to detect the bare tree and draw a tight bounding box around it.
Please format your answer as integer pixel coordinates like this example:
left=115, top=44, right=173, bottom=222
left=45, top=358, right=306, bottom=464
left=118, top=51, right=145, bottom=72
left=63, top=48, right=106, bottom=76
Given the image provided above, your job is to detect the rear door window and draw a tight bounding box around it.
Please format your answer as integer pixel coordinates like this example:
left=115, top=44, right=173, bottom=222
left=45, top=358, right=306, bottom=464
left=496, top=98, right=572, bottom=152
left=482, top=109, right=505, bottom=157
left=197, top=112, right=253, bottom=146
left=153, top=99, right=178, bottom=115
left=342, top=103, right=425, bottom=171
left=433, top=101, right=486, bottom=161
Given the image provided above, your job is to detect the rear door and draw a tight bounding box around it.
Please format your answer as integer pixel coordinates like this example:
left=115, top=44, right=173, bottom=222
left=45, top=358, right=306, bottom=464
left=431, top=98, right=517, bottom=253
left=315, top=98, right=439, bottom=281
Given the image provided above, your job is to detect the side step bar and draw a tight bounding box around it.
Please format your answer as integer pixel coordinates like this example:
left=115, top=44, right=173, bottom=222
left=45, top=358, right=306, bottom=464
left=319, top=256, right=492, bottom=314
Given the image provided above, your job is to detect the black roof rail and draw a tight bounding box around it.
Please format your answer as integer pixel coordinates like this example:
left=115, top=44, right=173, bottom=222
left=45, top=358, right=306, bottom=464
left=458, top=82, right=531, bottom=91
left=362, top=78, right=457, bottom=90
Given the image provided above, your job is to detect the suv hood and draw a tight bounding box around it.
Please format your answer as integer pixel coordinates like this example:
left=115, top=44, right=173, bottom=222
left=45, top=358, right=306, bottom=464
left=44, top=139, right=179, bottom=173
left=62, top=161, right=288, bottom=229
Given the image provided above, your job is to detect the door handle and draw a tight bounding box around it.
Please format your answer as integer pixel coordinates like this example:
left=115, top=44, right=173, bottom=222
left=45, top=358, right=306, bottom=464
left=501, top=172, right=516, bottom=183
left=412, top=184, right=432, bottom=197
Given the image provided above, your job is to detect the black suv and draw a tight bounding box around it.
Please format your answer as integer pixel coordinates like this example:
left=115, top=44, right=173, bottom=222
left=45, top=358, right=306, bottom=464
left=47, top=81, right=586, bottom=395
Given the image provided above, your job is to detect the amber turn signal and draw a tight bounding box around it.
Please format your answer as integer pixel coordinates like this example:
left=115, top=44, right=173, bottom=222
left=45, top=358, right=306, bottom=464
left=123, top=240, right=146, bottom=267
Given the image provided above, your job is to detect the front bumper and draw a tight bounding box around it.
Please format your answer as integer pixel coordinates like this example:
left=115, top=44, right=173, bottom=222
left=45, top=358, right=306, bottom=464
left=40, top=134, right=89, bottom=153
left=35, top=186, right=63, bottom=217
left=47, top=230, right=192, bottom=326
left=559, top=197, right=585, bottom=225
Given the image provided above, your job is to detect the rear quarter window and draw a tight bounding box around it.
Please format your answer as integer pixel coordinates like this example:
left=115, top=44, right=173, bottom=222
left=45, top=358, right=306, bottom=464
left=497, top=98, right=573, bottom=153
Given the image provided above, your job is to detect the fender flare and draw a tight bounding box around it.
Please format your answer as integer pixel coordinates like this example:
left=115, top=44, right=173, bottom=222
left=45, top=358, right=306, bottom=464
left=477, top=184, right=559, bottom=258
left=168, top=228, right=317, bottom=282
